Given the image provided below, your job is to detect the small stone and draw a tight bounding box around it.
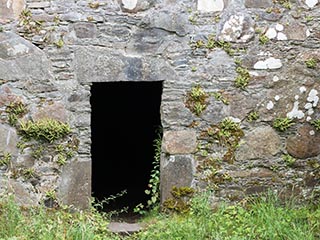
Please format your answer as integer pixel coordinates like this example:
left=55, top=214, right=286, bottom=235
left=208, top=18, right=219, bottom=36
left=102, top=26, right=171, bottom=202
left=266, top=101, right=274, bottom=110
left=265, top=28, right=277, bottom=39
left=121, top=0, right=137, bottom=10
left=275, top=23, right=284, bottom=31
left=277, top=32, right=287, bottom=41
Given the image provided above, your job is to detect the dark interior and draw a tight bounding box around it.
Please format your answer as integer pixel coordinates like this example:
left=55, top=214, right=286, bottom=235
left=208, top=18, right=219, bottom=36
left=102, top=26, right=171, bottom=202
left=90, top=81, right=163, bottom=216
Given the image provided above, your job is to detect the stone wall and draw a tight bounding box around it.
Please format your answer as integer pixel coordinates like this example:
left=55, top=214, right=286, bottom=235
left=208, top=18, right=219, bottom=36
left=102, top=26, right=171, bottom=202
left=0, top=0, right=319, bottom=209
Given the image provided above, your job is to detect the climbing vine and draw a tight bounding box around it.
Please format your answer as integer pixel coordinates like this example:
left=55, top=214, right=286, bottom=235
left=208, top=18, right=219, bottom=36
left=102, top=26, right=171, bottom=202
left=134, top=128, right=163, bottom=215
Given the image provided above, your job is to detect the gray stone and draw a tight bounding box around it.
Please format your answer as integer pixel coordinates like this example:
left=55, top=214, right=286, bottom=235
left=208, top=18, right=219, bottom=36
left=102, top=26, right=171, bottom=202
left=27, top=2, right=50, bottom=8
left=73, top=22, right=97, bottom=39
left=245, top=0, right=272, bottom=8
left=162, top=130, right=197, bottom=154
left=0, top=32, right=53, bottom=81
left=57, top=160, right=91, bottom=210
left=160, top=155, right=195, bottom=202
left=236, top=126, right=281, bottom=161
left=284, top=20, right=308, bottom=41
left=0, top=124, right=18, bottom=156
left=74, top=46, right=174, bottom=82
left=128, top=28, right=169, bottom=53
left=149, top=10, right=188, bottom=37
left=7, top=179, right=39, bottom=207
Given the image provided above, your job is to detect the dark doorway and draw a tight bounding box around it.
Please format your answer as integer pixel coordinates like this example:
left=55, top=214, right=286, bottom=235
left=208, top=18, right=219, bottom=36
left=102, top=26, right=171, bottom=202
left=90, top=81, right=163, bottom=216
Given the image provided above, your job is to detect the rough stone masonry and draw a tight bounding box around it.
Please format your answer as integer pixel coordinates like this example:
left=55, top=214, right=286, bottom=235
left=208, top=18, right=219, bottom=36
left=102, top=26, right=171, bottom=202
left=0, top=0, right=319, bottom=209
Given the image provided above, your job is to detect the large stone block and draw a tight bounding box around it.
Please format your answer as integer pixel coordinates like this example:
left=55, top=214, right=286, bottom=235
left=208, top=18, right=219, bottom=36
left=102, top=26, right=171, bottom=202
left=236, top=126, right=281, bottom=161
left=0, top=32, right=53, bottom=81
left=58, top=160, right=91, bottom=209
left=286, top=125, right=320, bottom=159
left=160, top=155, right=195, bottom=202
left=74, top=46, right=174, bottom=82
left=162, top=130, right=197, bottom=154
left=0, top=0, right=25, bottom=21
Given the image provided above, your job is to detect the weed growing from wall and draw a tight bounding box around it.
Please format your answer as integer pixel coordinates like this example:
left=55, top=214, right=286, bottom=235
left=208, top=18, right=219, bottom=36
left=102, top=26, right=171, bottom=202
left=311, top=119, right=320, bottom=130
left=5, top=101, right=27, bottom=126
left=18, top=118, right=71, bottom=143
left=273, top=117, right=295, bottom=131
left=206, top=118, right=244, bottom=163
left=234, top=67, right=250, bottom=90
left=282, top=154, right=296, bottom=167
left=212, top=92, right=229, bottom=105
left=247, top=111, right=260, bottom=122
left=18, top=9, right=43, bottom=35
left=305, top=58, right=317, bottom=69
left=0, top=152, right=11, bottom=167
left=185, top=85, right=209, bottom=116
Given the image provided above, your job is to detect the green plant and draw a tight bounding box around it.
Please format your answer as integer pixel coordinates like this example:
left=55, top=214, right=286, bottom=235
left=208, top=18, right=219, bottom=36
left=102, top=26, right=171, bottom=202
left=305, top=58, right=317, bottom=69
left=190, top=34, right=235, bottom=56
left=274, top=0, right=291, bottom=9
left=305, top=16, right=314, bottom=22
left=31, top=145, right=44, bottom=159
left=282, top=154, right=296, bottom=166
left=311, top=119, right=320, bottom=130
left=259, top=35, right=269, bottom=44
left=45, top=189, right=57, bottom=200
left=54, top=38, right=64, bottom=48
left=206, top=118, right=244, bottom=164
left=273, top=117, right=295, bottom=131
left=212, top=92, right=229, bottom=105
left=18, top=118, right=71, bottom=143
left=19, top=9, right=43, bottom=34
left=136, top=191, right=320, bottom=240
left=0, top=152, right=11, bottom=167
left=22, top=168, right=36, bottom=179
left=247, top=111, right=259, bottom=122
left=234, top=67, right=250, bottom=90
left=185, top=85, right=209, bottom=116
left=135, top=129, right=162, bottom=215
left=56, top=154, right=67, bottom=166
left=6, top=101, right=27, bottom=126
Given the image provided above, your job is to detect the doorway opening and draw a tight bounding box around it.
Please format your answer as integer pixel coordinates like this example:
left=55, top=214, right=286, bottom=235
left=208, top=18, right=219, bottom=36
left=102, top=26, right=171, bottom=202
left=90, top=81, right=163, bottom=217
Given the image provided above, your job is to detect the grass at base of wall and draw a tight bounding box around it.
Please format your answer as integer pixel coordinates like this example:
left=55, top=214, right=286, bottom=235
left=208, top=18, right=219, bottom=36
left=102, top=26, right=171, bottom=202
left=133, top=191, right=319, bottom=240
left=0, top=192, right=319, bottom=240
